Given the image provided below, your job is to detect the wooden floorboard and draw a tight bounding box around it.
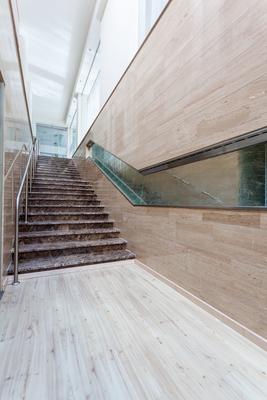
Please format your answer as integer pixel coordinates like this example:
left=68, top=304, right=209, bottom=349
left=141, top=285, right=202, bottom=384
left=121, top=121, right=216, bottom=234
left=0, top=261, right=266, bottom=399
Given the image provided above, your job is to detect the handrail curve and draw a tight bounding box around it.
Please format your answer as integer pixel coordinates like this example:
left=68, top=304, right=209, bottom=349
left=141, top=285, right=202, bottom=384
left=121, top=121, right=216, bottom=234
left=4, top=144, right=29, bottom=183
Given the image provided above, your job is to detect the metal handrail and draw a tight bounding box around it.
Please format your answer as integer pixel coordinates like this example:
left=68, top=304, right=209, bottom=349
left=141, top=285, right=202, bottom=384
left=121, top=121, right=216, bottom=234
left=4, top=144, right=28, bottom=183
left=13, top=137, right=38, bottom=284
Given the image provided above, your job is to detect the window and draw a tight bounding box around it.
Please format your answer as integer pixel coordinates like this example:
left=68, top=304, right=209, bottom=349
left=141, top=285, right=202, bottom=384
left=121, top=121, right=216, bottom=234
left=139, top=0, right=168, bottom=43
left=37, top=124, right=67, bottom=158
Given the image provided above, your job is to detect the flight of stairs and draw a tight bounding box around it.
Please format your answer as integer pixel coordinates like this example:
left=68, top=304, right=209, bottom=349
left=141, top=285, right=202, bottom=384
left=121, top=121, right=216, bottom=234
left=14, top=155, right=135, bottom=273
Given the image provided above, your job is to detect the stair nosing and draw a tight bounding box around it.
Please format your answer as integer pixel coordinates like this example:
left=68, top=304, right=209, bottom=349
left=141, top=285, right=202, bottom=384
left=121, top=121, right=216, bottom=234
left=19, top=227, right=120, bottom=238
left=18, top=238, right=127, bottom=253
left=28, top=205, right=104, bottom=208
left=13, top=250, right=135, bottom=273
left=19, top=219, right=115, bottom=225
left=24, top=211, right=108, bottom=216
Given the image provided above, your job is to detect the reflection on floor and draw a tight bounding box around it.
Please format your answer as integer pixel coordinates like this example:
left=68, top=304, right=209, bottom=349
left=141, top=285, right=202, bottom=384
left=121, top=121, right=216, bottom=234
left=0, top=260, right=266, bottom=400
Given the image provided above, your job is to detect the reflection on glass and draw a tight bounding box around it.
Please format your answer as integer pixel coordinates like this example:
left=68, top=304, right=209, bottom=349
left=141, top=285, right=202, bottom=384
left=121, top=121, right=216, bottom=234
left=90, top=142, right=267, bottom=208
left=37, top=124, right=67, bottom=158
left=69, top=111, right=78, bottom=157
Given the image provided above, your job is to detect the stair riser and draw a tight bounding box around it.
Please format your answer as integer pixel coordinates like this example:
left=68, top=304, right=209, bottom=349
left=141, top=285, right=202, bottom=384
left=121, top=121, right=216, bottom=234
left=19, top=221, right=114, bottom=232
left=37, top=160, right=74, bottom=163
left=28, top=206, right=104, bottom=213
left=33, top=182, right=92, bottom=189
left=28, top=199, right=101, bottom=206
left=37, top=163, right=77, bottom=167
left=18, top=242, right=126, bottom=261
left=36, top=169, right=79, bottom=175
left=34, top=176, right=87, bottom=181
left=35, top=174, right=81, bottom=180
left=31, top=187, right=95, bottom=194
left=13, top=250, right=135, bottom=274
left=29, top=194, right=97, bottom=200
left=37, top=160, right=73, bottom=163
left=19, top=231, right=120, bottom=245
left=36, top=170, right=80, bottom=175
left=21, top=214, right=109, bottom=222
left=36, top=164, right=78, bottom=169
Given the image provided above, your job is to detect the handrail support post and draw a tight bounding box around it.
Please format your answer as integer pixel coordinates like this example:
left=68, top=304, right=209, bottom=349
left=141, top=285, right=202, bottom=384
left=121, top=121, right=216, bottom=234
left=13, top=139, right=38, bottom=284
left=13, top=199, right=20, bottom=285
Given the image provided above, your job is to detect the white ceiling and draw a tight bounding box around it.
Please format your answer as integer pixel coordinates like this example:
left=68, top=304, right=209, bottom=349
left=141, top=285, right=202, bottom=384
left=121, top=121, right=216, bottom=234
left=17, top=0, right=97, bottom=125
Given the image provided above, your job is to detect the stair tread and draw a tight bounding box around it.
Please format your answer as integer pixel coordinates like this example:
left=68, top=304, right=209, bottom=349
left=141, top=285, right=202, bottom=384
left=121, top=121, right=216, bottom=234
left=28, top=205, right=104, bottom=209
left=25, top=211, right=108, bottom=216
left=19, top=227, right=120, bottom=238
left=33, top=178, right=90, bottom=183
left=32, top=187, right=94, bottom=191
left=19, top=238, right=127, bottom=253
left=12, top=250, right=135, bottom=273
left=33, top=182, right=92, bottom=187
left=19, top=219, right=115, bottom=226
left=28, top=199, right=100, bottom=204
left=30, top=192, right=96, bottom=196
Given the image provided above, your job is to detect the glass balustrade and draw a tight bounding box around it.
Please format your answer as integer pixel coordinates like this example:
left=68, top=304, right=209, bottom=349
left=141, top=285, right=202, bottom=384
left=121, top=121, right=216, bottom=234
left=89, top=141, right=267, bottom=209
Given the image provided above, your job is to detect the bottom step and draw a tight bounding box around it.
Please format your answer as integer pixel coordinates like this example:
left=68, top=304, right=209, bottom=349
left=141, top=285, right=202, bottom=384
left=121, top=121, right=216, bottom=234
left=9, top=250, right=135, bottom=274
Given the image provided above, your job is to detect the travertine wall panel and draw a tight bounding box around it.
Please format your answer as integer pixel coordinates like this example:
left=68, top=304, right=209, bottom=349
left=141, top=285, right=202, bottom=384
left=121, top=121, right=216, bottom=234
left=75, top=159, right=267, bottom=340
left=75, top=0, right=267, bottom=170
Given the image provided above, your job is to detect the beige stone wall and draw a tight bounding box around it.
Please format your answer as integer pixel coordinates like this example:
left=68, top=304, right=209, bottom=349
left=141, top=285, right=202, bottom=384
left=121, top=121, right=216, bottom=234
left=75, top=0, right=267, bottom=170
left=75, top=159, right=267, bottom=341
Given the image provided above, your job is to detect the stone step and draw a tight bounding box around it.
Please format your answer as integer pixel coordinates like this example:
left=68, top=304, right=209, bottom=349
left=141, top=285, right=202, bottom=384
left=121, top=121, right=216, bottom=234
left=18, top=238, right=127, bottom=260
left=28, top=198, right=101, bottom=206
left=36, top=164, right=75, bottom=169
left=33, top=180, right=93, bottom=189
left=36, top=169, right=80, bottom=178
left=29, top=192, right=97, bottom=200
left=33, top=177, right=91, bottom=185
left=19, top=220, right=115, bottom=232
left=37, top=163, right=77, bottom=168
left=12, top=250, right=135, bottom=274
left=19, top=227, right=120, bottom=245
left=36, top=167, right=79, bottom=174
left=21, top=211, right=109, bottom=222
left=37, top=159, right=73, bottom=164
left=37, top=156, right=71, bottom=160
left=28, top=205, right=104, bottom=213
left=36, top=164, right=78, bottom=169
left=35, top=173, right=81, bottom=180
left=31, top=186, right=95, bottom=194
left=37, top=159, right=74, bottom=163
left=37, top=158, right=72, bottom=162
left=14, top=155, right=135, bottom=272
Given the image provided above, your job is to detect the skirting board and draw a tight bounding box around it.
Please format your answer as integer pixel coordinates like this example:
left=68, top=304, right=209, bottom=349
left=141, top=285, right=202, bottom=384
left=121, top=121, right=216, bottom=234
left=135, top=259, right=267, bottom=352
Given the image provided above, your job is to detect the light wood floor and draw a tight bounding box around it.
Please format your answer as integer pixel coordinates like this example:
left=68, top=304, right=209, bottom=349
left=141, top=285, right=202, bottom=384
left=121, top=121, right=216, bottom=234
left=0, top=261, right=266, bottom=400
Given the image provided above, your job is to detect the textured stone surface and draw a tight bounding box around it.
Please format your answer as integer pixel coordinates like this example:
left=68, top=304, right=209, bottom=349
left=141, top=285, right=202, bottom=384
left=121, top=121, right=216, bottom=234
left=13, top=155, right=135, bottom=273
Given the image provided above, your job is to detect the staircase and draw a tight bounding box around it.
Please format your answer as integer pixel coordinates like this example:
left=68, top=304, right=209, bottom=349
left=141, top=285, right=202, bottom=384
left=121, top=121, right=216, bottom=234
left=15, top=155, right=135, bottom=273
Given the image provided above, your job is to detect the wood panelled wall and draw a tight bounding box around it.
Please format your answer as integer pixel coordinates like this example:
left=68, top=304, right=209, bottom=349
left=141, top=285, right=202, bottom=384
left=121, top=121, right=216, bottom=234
left=75, top=160, right=267, bottom=343
left=75, top=0, right=267, bottom=170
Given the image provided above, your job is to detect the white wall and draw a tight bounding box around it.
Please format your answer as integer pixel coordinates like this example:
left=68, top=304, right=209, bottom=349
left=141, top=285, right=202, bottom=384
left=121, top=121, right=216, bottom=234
left=99, top=0, right=139, bottom=104
left=69, top=0, right=169, bottom=154
left=139, top=0, right=168, bottom=43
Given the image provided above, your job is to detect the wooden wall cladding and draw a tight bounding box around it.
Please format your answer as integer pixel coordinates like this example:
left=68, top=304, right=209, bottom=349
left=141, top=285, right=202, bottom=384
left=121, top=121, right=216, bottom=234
left=76, top=0, right=267, bottom=170
left=75, top=159, right=267, bottom=342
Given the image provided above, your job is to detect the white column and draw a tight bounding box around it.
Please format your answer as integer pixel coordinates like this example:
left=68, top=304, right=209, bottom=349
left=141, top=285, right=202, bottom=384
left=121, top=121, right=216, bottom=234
left=77, top=93, right=88, bottom=146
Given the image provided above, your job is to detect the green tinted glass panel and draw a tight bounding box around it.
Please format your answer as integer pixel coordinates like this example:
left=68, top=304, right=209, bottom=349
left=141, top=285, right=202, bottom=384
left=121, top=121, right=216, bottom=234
left=90, top=142, right=267, bottom=208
